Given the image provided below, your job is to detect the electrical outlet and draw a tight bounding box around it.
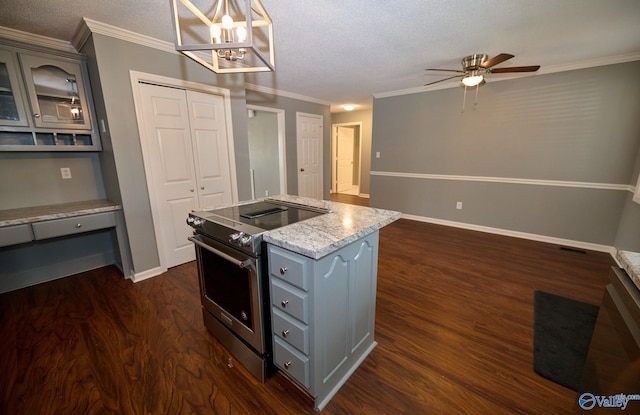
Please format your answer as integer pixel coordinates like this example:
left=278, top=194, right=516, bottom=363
left=376, top=151, right=381, bottom=158
left=456, top=201, right=463, bottom=210
left=61, top=167, right=72, bottom=179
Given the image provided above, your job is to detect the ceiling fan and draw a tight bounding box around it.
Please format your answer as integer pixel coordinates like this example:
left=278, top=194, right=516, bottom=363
left=425, top=53, right=540, bottom=87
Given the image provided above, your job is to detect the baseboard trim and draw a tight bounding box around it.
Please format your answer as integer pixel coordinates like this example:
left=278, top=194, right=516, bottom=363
left=401, top=213, right=616, bottom=256
left=131, top=266, right=165, bottom=283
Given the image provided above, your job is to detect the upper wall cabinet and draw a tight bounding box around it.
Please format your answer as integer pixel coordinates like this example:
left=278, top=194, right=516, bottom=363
left=0, top=49, right=30, bottom=128
left=0, top=40, right=101, bottom=151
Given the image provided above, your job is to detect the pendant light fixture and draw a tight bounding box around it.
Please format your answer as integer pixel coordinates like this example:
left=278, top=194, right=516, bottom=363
left=171, top=0, right=275, bottom=73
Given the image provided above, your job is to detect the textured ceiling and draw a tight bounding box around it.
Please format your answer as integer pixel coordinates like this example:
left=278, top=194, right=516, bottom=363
left=1, top=0, right=639, bottom=112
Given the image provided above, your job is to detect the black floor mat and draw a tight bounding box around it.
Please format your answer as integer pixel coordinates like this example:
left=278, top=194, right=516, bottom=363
left=533, top=290, right=600, bottom=390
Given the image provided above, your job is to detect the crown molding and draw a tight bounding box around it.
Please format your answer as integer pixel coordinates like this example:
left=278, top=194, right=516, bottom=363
left=72, top=18, right=178, bottom=55
left=374, top=51, right=640, bottom=99
left=245, top=83, right=331, bottom=106
left=0, top=25, right=76, bottom=53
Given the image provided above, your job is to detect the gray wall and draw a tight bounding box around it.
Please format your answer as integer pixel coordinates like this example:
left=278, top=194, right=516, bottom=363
left=331, top=109, right=373, bottom=195
left=245, top=90, right=331, bottom=197
left=81, top=34, right=253, bottom=275
left=0, top=152, right=105, bottom=210
left=615, top=145, right=640, bottom=250
left=371, top=61, right=640, bottom=250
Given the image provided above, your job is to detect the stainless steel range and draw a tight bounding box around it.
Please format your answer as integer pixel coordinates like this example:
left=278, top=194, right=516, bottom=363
left=186, top=199, right=328, bottom=381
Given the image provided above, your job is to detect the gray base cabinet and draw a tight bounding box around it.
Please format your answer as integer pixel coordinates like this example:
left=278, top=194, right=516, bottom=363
left=268, top=231, right=379, bottom=410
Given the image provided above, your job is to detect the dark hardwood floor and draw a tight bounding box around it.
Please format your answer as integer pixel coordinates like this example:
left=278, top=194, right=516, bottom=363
left=330, top=192, right=369, bottom=206
left=1, top=207, right=616, bottom=414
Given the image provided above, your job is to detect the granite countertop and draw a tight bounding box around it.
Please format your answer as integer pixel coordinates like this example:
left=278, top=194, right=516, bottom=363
left=617, top=250, right=640, bottom=292
left=262, top=195, right=401, bottom=259
left=0, top=200, right=122, bottom=227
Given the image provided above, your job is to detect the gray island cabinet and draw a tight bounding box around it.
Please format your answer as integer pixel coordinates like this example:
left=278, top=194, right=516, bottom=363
left=262, top=195, right=400, bottom=410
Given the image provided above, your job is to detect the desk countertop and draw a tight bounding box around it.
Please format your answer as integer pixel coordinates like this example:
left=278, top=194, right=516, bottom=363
left=0, top=200, right=121, bottom=227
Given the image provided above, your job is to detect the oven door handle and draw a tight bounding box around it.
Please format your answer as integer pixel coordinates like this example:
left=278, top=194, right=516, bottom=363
left=188, top=236, right=254, bottom=268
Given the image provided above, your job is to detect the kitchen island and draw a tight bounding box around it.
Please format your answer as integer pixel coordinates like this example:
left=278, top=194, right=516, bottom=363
left=262, top=194, right=400, bottom=258
left=261, top=195, right=400, bottom=410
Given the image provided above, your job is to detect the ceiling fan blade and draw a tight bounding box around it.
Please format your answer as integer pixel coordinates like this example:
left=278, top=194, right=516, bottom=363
left=490, top=65, right=541, bottom=73
left=424, top=74, right=463, bottom=86
left=425, top=68, right=465, bottom=73
left=481, top=53, right=514, bottom=68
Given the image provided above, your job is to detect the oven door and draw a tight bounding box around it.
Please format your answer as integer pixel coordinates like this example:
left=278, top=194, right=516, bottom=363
left=189, top=234, right=265, bottom=354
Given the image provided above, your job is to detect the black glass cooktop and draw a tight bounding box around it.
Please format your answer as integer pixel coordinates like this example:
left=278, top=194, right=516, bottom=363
left=240, top=202, right=288, bottom=219
left=205, top=201, right=327, bottom=231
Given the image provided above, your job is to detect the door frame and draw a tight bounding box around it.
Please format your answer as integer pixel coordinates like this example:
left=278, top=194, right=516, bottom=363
left=331, top=122, right=362, bottom=195
left=130, top=70, right=238, bottom=273
left=246, top=104, right=287, bottom=198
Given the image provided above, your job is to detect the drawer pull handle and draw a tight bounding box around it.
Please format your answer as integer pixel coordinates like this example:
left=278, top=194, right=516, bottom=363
left=279, top=267, right=287, bottom=275
left=281, top=299, right=288, bottom=308
left=282, top=329, right=289, bottom=338
left=76, top=223, right=82, bottom=228
left=284, top=361, right=291, bottom=369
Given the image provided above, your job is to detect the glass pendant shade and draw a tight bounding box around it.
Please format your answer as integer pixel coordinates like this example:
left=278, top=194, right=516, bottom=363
left=462, top=70, right=483, bottom=87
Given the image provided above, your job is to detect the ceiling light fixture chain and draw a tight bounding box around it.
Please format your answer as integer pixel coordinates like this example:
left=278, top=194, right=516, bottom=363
left=171, top=0, right=275, bottom=74
left=460, top=83, right=481, bottom=113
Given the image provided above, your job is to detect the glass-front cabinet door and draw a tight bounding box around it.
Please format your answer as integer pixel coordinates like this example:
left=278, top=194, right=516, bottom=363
left=0, top=41, right=100, bottom=151
left=0, top=49, right=30, bottom=127
left=19, top=53, right=92, bottom=130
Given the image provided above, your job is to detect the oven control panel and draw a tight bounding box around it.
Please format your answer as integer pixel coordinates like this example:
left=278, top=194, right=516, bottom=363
left=186, top=216, right=204, bottom=227
left=230, top=231, right=253, bottom=247
left=186, top=212, right=263, bottom=255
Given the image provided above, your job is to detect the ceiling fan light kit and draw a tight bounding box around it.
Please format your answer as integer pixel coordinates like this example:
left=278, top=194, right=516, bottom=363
left=425, top=53, right=540, bottom=87
left=425, top=53, right=541, bottom=110
left=171, top=0, right=275, bottom=74
left=461, top=70, right=483, bottom=87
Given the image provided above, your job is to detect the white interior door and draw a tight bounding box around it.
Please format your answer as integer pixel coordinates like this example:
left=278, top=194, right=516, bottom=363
left=336, top=126, right=355, bottom=193
left=139, top=83, right=197, bottom=267
left=187, top=90, right=233, bottom=208
left=139, top=83, right=233, bottom=268
left=296, top=112, right=323, bottom=199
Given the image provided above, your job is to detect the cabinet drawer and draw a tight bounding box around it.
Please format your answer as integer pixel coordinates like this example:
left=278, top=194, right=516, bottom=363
left=269, top=245, right=309, bottom=291
left=272, top=308, right=309, bottom=354
left=274, top=336, right=310, bottom=389
left=271, top=278, right=309, bottom=324
left=0, top=223, right=34, bottom=247
left=32, top=211, right=116, bottom=240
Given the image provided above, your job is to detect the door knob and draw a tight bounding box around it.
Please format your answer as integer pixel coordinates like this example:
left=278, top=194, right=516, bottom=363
left=300, top=168, right=305, bottom=172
